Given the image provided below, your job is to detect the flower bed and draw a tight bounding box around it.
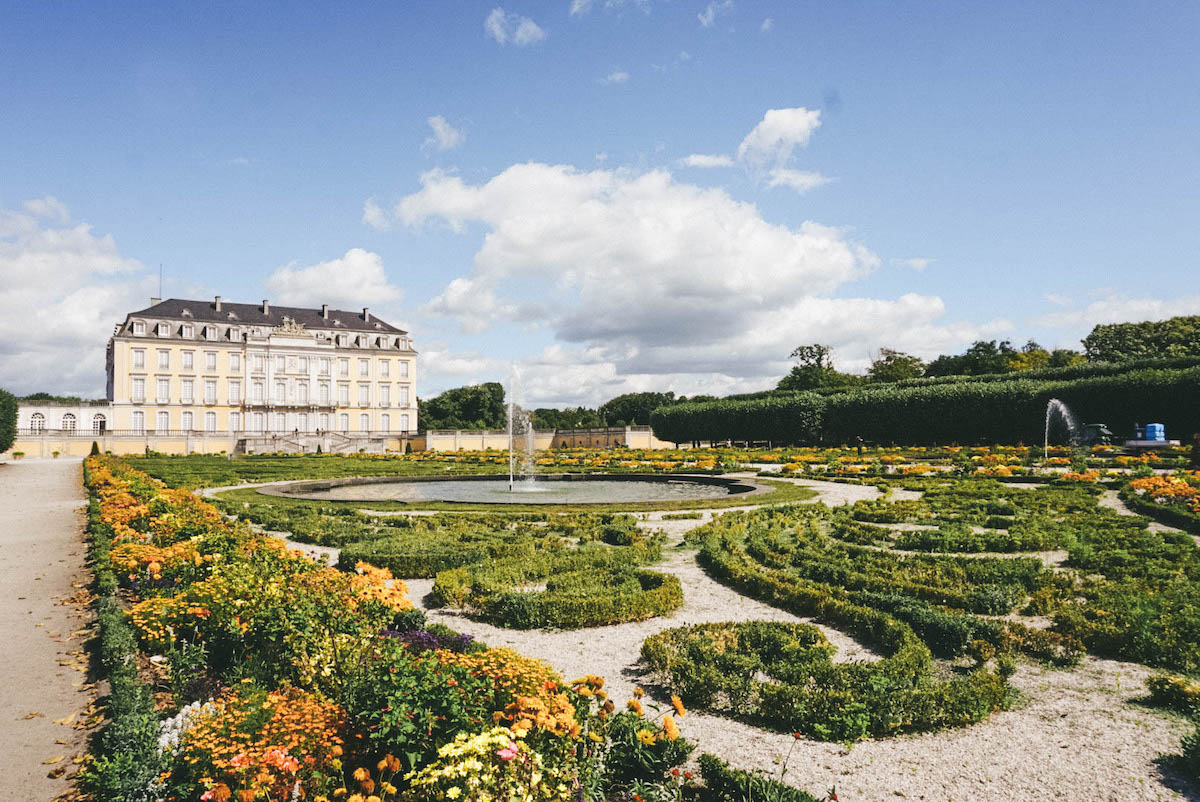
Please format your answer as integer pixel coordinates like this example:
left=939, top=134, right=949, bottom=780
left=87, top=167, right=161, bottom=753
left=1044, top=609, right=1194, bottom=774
left=79, top=457, right=702, bottom=801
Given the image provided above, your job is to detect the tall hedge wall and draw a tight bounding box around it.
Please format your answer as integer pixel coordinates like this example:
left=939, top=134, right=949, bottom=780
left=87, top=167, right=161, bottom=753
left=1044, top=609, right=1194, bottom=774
left=651, top=366, right=1200, bottom=446
left=0, top=389, right=16, bottom=453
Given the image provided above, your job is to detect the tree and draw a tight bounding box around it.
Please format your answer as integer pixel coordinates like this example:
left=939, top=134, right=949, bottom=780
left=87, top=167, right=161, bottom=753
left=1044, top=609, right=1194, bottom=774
left=599, top=392, right=678, bottom=426
left=868, top=349, right=925, bottom=383
left=777, top=344, right=859, bottom=391
left=530, top=406, right=603, bottom=429
left=0, top=389, right=14, bottom=453
left=1082, top=315, right=1200, bottom=362
left=926, top=340, right=1020, bottom=377
left=417, top=382, right=507, bottom=430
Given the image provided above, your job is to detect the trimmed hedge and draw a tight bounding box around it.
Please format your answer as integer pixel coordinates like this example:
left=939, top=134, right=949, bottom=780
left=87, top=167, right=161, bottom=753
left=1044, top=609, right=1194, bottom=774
left=0, top=388, right=16, bottom=453
left=698, top=753, right=823, bottom=802
left=434, top=544, right=683, bottom=629
left=1119, top=485, right=1200, bottom=535
left=652, top=366, right=1200, bottom=445
left=78, top=463, right=166, bottom=800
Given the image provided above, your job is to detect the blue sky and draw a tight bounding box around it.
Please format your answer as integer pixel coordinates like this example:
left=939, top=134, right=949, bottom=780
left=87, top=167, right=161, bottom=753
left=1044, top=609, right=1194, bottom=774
left=2, top=1, right=1197, bottom=403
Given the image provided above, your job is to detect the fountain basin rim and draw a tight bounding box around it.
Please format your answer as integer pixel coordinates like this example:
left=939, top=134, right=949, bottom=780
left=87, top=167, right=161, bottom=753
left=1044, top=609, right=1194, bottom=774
left=257, top=472, right=772, bottom=504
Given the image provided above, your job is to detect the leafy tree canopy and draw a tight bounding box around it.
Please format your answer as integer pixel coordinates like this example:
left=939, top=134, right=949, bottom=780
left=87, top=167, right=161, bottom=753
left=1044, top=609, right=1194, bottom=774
left=1083, top=315, right=1200, bottom=362
left=417, top=382, right=507, bottom=430
left=778, top=344, right=861, bottom=391
left=868, top=348, right=925, bottom=383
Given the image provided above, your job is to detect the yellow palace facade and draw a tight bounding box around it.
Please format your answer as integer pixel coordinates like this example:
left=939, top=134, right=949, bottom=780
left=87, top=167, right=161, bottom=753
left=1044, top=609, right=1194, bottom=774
left=14, top=296, right=418, bottom=456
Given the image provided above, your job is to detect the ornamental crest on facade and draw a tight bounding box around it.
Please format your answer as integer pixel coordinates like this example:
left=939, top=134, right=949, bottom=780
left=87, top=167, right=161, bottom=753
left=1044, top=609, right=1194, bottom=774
left=277, top=317, right=308, bottom=336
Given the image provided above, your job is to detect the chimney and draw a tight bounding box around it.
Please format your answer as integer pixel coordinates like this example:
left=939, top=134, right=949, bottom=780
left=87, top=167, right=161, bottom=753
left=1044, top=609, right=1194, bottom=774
left=321, top=304, right=329, bottom=319
left=150, top=297, right=161, bottom=306
left=262, top=299, right=270, bottom=315
left=363, top=307, right=370, bottom=323
left=214, top=295, right=222, bottom=312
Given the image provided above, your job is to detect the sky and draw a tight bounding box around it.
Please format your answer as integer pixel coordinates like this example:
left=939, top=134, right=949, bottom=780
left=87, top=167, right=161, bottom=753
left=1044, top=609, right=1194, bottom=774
left=2, top=1, right=1198, bottom=405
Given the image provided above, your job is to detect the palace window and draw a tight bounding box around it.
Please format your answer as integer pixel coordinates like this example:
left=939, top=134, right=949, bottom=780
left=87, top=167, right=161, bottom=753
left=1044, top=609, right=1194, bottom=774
left=30, top=413, right=45, bottom=432
left=319, top=358, right=330, bottom=375
left=182, top=324, right=194, bottom=338
left=204, top=379, right=217, bottom=404
left=338, top=413, right=349, bottom=431
left=92, top=414, right=106, bottom=434
left=380, top=360, right=390, bottom=378
left=359, top=413, right=370, bottom=431
left=274, top=412, right=286, bottom=430
left=156, top=411, right=169, bottom=431
left=319, top=382, right=330, bottom=404
left=131, top=378, right=145, bottom=402
left=253, top=355, right=265, bottom=373
left=182, top=351, right=194, bottom=370
left=157, top=349, right=170, bottom=369
left=252, top=381, right=264, bottom=403
left=358, top=358, right=369, bottom=377
left=157, top=322, right=171, bottom=337
left=380, top=384, right=390, bottom=406
left=205, top=351, right=217, bottom=371
left=299, top=357, right=309, bottom=372
left=181, top=411, right=194, bottom=430
left=319, top=412, right=329, bottom=430
left=181, top=379, right=194, bottom=403
left=133, top=321, right=146, bottom=335
left=61, top=413, right=76, bottom=432
left=399, top=360, right=409, bottom=378
left=131, top=411, right=144, bottom=432
left=156, top=378, right=170, bottom=404
left=298, top=383, right=309, bottom=403
left=205, top=412, right=217, bottom=432
left=229, top=353, right=241, bottom=372
left=229, top=412, right=241, bottom=431
left=399, top=386, right=410, bottom=406
left=298, top=412, right=308, bottom=432
left=229, top=379, right=241, bottom=403
left=133, top=349, right=146, bottom=369
left=275, top=356, right=286, bottom=372
left=357, top=384, right=369, bottom=405
left=381, top=413, right=390, bottom=431
left=252, top=412, right=264, bottom=432
left=275, top=381, right=286, bottom=402
left=338, top=384, right=349, bottom=405
left=400, top=413, right=410, bottom=431
left=338, top=358, right=349, bottom=377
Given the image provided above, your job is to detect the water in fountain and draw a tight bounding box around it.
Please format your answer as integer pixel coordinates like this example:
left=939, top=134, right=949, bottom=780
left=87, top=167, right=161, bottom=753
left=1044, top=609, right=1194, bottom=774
left=507, top=367, right=538, bottom=491
left=1044, top=398, right=1080, bottom=460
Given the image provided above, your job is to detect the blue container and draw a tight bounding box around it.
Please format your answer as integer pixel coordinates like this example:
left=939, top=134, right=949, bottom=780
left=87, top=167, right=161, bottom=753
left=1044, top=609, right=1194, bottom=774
left=1145, top=423, right=1166, bottom=441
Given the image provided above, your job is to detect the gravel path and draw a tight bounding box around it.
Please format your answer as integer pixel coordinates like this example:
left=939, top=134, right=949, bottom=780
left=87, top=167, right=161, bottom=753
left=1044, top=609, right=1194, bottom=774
left=0, top=458, right=94, bottom=801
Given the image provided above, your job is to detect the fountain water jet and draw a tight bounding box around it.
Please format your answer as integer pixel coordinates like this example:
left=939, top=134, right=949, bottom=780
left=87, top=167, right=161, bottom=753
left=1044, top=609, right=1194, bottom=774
left=1044, top=398, right=1080, bottom=460
left=507, top=367, right=536, bottom=492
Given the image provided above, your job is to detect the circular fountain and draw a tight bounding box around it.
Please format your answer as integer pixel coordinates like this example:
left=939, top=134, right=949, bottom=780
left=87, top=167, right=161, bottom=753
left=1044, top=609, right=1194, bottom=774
left=258, top=473, right=769, bottom=505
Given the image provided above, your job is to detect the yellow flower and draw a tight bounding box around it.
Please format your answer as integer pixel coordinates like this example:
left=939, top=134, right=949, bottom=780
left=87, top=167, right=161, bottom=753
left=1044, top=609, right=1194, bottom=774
left=662, top=714, right=679, bottom=741
left=446, top=788, right=461, bottom=800
left=636, top=729, right=656, bottom=746
left=353, top=768, right=369, bottom=781
left=588, top=731, right=603, bottom=743
left=633, top=686, right=645, bottom=699
left=626, top=698, right=644, bottom=716
left=671, top=694, right=687, bottom=718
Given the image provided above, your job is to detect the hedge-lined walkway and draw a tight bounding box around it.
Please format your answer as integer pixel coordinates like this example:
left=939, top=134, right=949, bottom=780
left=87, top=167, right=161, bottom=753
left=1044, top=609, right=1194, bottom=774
left=0, top=458, right=93, bottom=801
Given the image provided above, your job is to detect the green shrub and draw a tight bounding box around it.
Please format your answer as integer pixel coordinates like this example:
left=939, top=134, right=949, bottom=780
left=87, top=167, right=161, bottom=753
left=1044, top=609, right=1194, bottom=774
left=697, top=753, right=823, bottom=802
left=0, top=388, right=15, bottom=453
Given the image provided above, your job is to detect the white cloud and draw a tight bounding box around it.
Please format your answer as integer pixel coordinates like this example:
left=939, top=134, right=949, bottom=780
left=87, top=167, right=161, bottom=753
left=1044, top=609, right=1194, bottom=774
left=0, top=198, right=152, bottom=395
left=698, top=0, right=732, bottom=27
left=1037, top=292, right=1200, bottom=331
left=678, top=153, right=735, bottom=168
left=601, top=69, right=630, bottom=84
left=736, top=107, right=823, bottom=170
left=362, top=198, right=390, bottom=230
left=424, top=115, right=465, bottom=151
left=766, top=168, right=831, bottom=193
left=890, top=257, right=935, bottom=271
left=760, top=17, right=773, bottom=32
left=372, top=163, right=1014, bottom=398
left=485, top=8, right=546, bottom=45
left=569, top=0, right=653, bottom=16
left=264, top=249, right=404, bottom=317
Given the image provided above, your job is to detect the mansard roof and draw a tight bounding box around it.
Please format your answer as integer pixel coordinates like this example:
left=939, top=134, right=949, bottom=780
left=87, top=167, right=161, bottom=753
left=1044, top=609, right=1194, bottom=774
left=127, top=299, right=406, bottom=335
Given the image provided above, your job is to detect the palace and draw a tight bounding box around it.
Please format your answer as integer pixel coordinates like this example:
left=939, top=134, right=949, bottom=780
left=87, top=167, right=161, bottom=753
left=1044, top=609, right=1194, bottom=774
left=15, top=297, right=418, bottom=456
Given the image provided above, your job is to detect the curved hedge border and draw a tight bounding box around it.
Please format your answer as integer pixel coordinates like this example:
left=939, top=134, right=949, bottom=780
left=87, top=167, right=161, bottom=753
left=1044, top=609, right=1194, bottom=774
left=647, top=538, right=1012, bottom=740
left=651, top=366, right=1200, bottom=446
left=78, top=462, right=166, bottom=799
left=1118, top=484, right=1200, bottom=535
left=434, top=545, right=683, bottom=629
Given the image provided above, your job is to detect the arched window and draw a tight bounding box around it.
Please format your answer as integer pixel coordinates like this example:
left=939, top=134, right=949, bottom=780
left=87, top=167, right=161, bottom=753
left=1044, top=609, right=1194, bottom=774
left=380, top=414, right=390, bottom=432
left=93, top=414, right=107, bottom=434
left=205, top=412, right=217, bottom=432
left=338, top=413, right=349, bottom=432
left=400, top=413, right=410, bottom=432
left=359, top=413, right=370, bottom=432
left=30, top=413, right=45, bottom=432
left=62, top=413, right=76, bottom=432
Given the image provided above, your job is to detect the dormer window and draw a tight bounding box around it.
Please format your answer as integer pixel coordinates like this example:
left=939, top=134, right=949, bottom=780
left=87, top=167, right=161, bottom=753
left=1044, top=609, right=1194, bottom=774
left=133, top=321, right=146, bottom=336
left=227, top=311, right=239, bottom=320
left=182, top=324, right=194, bottom=338
left=181, top=309, right=193, bottom=318
left=205, top=326, right=217, bottom=341
left=157, top=322, right=171, bottom=337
